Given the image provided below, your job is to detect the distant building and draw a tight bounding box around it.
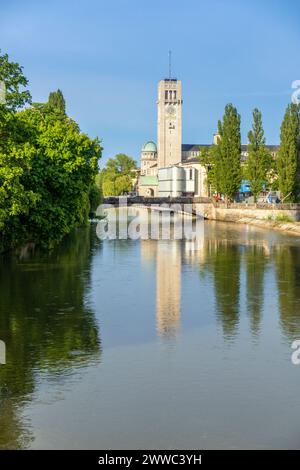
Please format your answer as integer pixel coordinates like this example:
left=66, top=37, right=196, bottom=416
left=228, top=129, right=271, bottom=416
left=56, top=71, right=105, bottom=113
left=137, top=77, right=279, bottom=197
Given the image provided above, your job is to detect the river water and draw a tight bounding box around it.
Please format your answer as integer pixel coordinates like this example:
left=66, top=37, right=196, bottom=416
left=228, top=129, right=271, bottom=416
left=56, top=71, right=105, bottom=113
left=0, top=220, right=300, bottom=449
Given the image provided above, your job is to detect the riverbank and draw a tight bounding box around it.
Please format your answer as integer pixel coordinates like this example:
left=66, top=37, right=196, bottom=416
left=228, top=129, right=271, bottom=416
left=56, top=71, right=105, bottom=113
left=221, top=216, right=300, bottom=237
left=200, top=201, right=300, bottom=237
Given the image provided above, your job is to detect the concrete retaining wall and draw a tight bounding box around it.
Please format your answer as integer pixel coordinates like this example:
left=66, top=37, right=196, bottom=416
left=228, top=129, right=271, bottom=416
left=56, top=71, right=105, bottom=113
left=193, top=202, right=300, bottom=222
left=192, top=201, right=300, bottom=237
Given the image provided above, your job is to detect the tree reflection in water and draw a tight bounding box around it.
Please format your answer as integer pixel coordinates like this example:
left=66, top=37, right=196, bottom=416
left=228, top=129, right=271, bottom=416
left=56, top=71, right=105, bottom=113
left=0, top=227, right=101, bottom=449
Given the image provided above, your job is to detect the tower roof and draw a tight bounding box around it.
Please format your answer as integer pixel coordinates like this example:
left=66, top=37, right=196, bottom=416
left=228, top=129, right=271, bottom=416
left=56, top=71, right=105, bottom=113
left=142, top=141, right=157, bottom=152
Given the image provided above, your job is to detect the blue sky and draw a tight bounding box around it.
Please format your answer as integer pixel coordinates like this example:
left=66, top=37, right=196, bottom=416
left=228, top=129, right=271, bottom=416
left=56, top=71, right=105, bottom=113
left=1, top=0, right=300, bottom=165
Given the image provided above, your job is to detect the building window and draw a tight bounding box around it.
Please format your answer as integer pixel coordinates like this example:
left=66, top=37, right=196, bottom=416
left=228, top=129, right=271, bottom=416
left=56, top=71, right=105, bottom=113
left=165, top=90, right=168, bottom=100
left=169, top=90, right=172, bottom=100
left=190, top=169, right=193, bottom=180
left=174, top=90, right=177, bottom=100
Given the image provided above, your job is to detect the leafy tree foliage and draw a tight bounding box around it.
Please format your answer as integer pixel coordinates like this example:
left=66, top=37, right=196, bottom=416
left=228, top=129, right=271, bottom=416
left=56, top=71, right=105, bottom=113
left=277, top=103, right=300, bottom=201
left=17, top=108, right=100, bottom=247
left=88, top=183, right=102, bottom=216
left=246, top=109, right=272, bottom=202
left=101, top=153, right=137, bottom=196
left=0, top=51, right=101, bottom=251
left=48, top=89, right=66, bottom=114
left=32, top=89, right=66, bottom=115
left=0, top=49, right=31, bottom=112
left=215, top=104, right=242, bottom=201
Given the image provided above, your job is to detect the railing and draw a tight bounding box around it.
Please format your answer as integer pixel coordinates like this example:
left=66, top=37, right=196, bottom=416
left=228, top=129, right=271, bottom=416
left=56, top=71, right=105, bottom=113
left=103, top=197, right=300, bottom=211
left=104, top=196, right=195, bottom=205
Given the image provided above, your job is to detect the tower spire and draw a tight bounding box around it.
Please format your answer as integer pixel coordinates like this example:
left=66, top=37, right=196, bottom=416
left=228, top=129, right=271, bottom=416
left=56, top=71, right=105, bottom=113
left=168, top=50, right=172, bottom=79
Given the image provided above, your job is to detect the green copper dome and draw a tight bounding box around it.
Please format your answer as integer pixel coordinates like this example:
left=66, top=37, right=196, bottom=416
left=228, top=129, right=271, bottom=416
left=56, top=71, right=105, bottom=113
left=142, top=141, right=157, bottom=152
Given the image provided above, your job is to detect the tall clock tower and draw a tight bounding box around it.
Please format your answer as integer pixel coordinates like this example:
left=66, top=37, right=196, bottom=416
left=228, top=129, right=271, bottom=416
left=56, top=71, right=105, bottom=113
left=157, top=79, right=182, bottom=168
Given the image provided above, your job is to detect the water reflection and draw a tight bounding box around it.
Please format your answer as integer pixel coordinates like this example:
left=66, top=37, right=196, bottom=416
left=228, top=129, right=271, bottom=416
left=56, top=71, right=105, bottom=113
left=1, top=221, right=300, bottom=448
left=156, top=242, right=181, bottom=337
left=275, top=245, right=300, bottom=341
left=245, top=245, right=267, bottom=337
left=0, top=227, right=101, bottom=449
left=204, top=240, right=241, bottom=339
left=141, top=240, right=182, bottom=337
left=141, top=222, right=300, bottom=343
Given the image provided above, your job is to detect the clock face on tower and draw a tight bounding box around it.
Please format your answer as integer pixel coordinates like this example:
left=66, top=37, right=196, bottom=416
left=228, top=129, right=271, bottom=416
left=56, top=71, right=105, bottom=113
left=166, top=105, right=176, bottom=116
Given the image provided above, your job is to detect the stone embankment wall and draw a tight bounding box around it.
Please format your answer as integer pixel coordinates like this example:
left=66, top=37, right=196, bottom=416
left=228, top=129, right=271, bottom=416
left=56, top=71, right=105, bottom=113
left=192, top=200, right=300, bottom=236
left=202, top=202, right=300, bottom=222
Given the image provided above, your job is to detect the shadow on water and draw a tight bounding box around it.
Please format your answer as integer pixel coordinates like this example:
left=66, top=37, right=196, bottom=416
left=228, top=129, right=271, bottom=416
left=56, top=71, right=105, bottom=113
left=0, top=226, right=101, bottom=449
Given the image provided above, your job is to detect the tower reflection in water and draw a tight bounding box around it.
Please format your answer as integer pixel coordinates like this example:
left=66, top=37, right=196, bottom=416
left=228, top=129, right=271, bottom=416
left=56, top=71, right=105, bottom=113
left=141, top=236, right=205, bottom=339
left=139, top=222, right=284, bottom=342
left=140, top=240, right=181, bottom=338
left=156, top=241, right=181, bottom=337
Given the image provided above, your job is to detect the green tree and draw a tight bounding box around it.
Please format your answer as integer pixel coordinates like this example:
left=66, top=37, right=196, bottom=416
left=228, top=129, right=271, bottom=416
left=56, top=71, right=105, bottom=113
left=0, top=50, right=31, bottom=113
left=277, top=103, right=300, bottom=201
left=48, top=89, right=66, bottom=114
left=0, top=50, right=102, bottom=252
left=215, top=104, right=241, bottom=201
left=88, top=172, right=103, bottom=216
left=101, top=154, right=137, bottom=196
left=88, top=184, right=102, bottom=216
left=115, top=174, right=133, bottom=194
left=0, top=50, right=31, bottom=149
left=246, top=108, right=271, bottom=202
left=102, top=179, right=115, bottom=197
left=266, top=167, right=279, bottom=191
left=106, top=153, right=136, bottom=174
left=95, top=171, right=103, bottom=192
left=0, top=51, right=36, bottom=251
left=15, top=107, right=101, bottom=248
left=0, top=141, right=40, bottom=250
